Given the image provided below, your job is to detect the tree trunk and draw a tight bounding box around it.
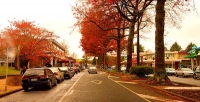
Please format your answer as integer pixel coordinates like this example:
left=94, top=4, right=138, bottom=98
left=126, top=18, right=136, bottom=72
left=117, top=35, right=121, bottom=72
left=154, top=0, right=170, bottom=83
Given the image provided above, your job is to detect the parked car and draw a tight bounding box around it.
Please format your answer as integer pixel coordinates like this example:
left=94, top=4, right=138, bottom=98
left=193, top=66, right=200, bottom=79
left=88, top=66, right=97, bottom=74
left=21, top=68, right=57, bottom=91
left=121, top=65, right=126, bottom=71
left=165, top=68, right=175, bottom=76
left=49, top=67, right=64, bottom=83
left=72, top=66, right=80, bottom=74
left=175, top=68, right=194, bottom=77
left=59, top=67, right=74, bottom=79
left=111, top=66, right=116, bottom=70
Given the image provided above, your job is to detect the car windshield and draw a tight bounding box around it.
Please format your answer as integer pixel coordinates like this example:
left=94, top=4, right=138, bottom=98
left=24, top=69, right=44, bottom=75
left=89, top=67, right=96, bottom=69
left=59, top=67, right=68, bottom=71
left=50, top=68, right=58, bottom=72
left=166, top=68, right=175, bottom=71
left=195, top=67, right=200, bottom=72
left=182, top=68, right=192, bottom=71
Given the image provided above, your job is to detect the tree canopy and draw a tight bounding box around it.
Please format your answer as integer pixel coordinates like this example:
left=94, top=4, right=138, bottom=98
left=0, top=20, right=61, bottom=69
left=170, top=41, right=182, bottom=51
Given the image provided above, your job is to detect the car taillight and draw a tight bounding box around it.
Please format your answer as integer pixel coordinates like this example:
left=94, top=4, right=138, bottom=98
left=22, top=76, right=29, bottom=80
left=54, top=72, right=58, bottom=75
left=40, top=75, right=49, bottom=79
left=66, top=71, right=70, bottom=74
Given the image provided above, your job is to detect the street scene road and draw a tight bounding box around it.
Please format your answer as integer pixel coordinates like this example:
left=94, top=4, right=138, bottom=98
left=0, top=70, right=196, bottom=102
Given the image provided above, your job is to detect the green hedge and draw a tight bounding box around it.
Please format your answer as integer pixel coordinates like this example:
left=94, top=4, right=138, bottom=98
left=129, top=66, right=153, bottom=77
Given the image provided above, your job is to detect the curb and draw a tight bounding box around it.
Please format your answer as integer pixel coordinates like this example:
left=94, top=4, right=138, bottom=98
left=134, top=81, right=198, bottom=102
left=0, top=88, right=23, bottom=98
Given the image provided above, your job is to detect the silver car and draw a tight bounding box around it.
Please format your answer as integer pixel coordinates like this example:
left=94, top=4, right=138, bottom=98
left=49, top=67, right=64, bottom=83
left=175, top=68, right=194, bottom=78
left=193, top=66, right=200, bottom=79
left=165, top=68, right=175, bottom=76
left=88, top=66, right=97, bottom=74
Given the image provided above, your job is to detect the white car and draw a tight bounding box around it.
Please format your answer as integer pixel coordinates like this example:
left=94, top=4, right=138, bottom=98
left=121, top=65, right=126, bottom=71
left=165, top=68, right=175, bottom=76
left=88, top=67, right=97, bottom=74
left=175, top=68, right=194, bottom=78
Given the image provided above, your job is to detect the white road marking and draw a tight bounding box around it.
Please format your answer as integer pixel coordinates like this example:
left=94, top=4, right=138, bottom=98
left=67, top=90, right=74, bottom=96
left=115, top=81, right=137, bottom=84
left=91, top=80, right=102, bottom=84
left=58, top=73, right=84, bottom=102
left=108, top=74, right=183, bottom=102
left=164, top=87, right=200, bottom=90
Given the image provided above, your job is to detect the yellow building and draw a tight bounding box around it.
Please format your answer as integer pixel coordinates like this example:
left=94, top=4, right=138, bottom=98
left=135, top=51, right=190, bottom=70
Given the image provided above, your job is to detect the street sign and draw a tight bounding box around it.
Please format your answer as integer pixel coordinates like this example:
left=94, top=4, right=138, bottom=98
left=124, top=56, right=127, bottom=60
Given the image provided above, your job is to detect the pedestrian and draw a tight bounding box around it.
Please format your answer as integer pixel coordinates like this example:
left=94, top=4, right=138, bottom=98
left=20, top=66, right=27, bottom=75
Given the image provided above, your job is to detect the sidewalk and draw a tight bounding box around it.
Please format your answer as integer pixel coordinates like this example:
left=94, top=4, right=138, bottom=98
left=0, top=78, right=22, bottom=97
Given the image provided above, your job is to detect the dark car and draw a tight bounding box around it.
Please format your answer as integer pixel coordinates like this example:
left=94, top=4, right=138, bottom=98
left=72, top=66, right=80, bottom=74
left=21, top=68, right=57, bottom=91
left=59, top=67, right=74, bottom=79
left=49, top=67, right=64, bottom=83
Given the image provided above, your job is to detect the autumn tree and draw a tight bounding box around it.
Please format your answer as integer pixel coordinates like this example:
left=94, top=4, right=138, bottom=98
left=153, top=0, right=196, bottom=83
left=170, top=42, right=182, bottom=51
left=185, top=42, right=196, bottom=53
left=73, top=0, right=128, bottom=71
left=1, top=20, right=59, bottom=69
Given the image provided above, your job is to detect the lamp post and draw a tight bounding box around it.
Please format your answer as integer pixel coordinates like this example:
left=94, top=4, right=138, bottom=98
left=5, top=47, right=15, bottom=91
left=5, top=47, right=9, bottom=91
left=95, top=56, right=98, bottom=68
left=172, top=57, right=174, bottom=68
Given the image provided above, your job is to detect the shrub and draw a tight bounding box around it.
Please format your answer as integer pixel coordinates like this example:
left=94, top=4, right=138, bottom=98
left=129, top=66, right=153, bottom=77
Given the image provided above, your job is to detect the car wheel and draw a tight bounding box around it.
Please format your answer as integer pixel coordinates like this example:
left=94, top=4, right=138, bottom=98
left=182, top=73, right=185, bottom=78
left=193, top=74, right=197, bottom=79
left=58, top=77, right=62, bottom=83
left=68, top=75, right=71, bottom=79
left=54, top=80, right=57, bottom=86
left=48, top=80, right=52, bottom=89
left=175, top=73, right=178, bottom=77
left=23, top=86, right=29, bottom=91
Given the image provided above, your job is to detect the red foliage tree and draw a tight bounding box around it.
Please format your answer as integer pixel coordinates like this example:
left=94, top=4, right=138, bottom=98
left=1, top=20, right=59, bottom=69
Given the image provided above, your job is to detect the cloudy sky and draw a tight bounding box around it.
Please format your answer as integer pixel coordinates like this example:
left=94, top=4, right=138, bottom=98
left=0, top=0, right=84, bottom=58
left=0, top=0, right=200, bottom=59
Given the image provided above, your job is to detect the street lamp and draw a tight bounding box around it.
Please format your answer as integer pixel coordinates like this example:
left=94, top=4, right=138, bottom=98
left=95, top=56, right=98, bottom=68
left=5, top=47, right=15, bottom=91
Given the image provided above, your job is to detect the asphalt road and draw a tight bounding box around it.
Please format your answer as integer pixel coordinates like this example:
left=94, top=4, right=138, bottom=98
left=0, top=70, right=189, bottom=102
left=59, top=71, right=148, bottom=102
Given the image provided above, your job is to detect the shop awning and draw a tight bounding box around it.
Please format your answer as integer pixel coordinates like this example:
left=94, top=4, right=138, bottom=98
left=184, top=55, right=195, bottom=58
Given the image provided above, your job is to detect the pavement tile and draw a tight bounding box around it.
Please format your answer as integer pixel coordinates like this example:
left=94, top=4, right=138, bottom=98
left=0, top=79, right=22, bottom=97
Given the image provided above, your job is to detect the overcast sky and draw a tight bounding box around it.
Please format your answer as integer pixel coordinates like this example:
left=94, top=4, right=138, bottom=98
left=0, top=0, right=200, bottom=58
